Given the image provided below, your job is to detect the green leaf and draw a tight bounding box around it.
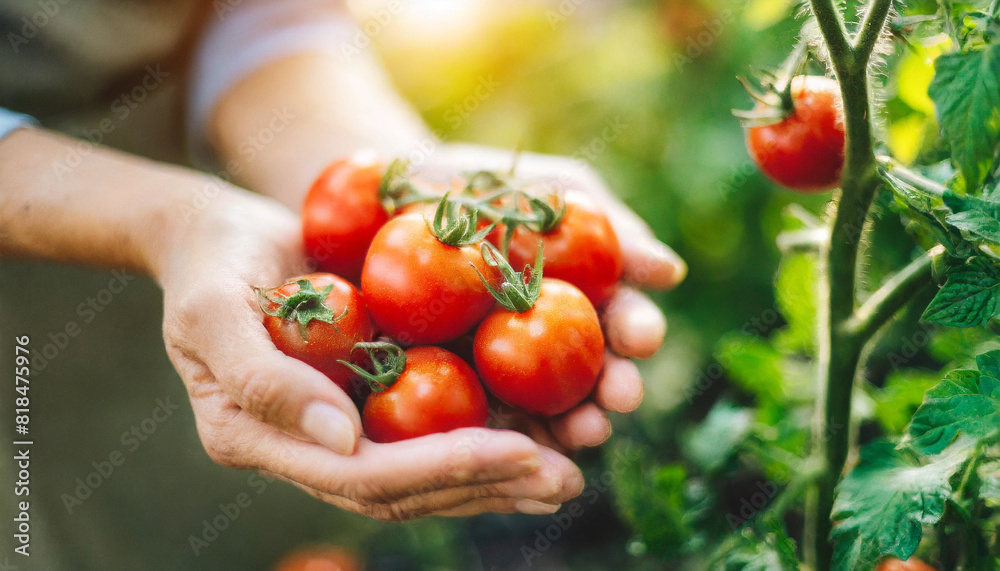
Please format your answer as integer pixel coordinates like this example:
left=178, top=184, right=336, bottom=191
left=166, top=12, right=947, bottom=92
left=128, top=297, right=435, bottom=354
left=908, top=350, right=1000, bottom=454
left=831, top=441, right=968, bottom=571
left=979, top=460, right=1000, bottom=507
left=773, top=253, right=817, bottom=355
left=922, top=257, right=1000, bottom=327
left=871, top=369, right=942, bottom=434
left=715, top=334, right=786, bottom=405
left=609, top=441, right=703, bottom=558
left=682, top=401, right=753, bottom=474
left=720, top=519, right=799, bottom=571
left=929, top=45, right=1000, bottom=187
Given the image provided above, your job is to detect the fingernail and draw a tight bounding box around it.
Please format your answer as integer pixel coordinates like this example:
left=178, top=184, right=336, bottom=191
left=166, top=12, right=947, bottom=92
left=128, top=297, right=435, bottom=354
left=515, top=499, right=561, bottom=515
left=650, top=242, right=687, bottom=282
left=300, top=402, right=356, bottom=455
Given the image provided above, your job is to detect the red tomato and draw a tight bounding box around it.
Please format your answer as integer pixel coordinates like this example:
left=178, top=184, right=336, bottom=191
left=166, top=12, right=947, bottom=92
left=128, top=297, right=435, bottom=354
left=363, top=346, right=489, bottom=443
left=502, top=192, right=623, bottom=308
left=745, top=75, right=845, bottom=193
left=361, top=212, right=499, bottom=345
left=474, top=278, right=605, bottom=416
left=302, top=155, right=389, bottom=282
left=273, top=547, right=360, bottom=571
left=875, top=557, right=937, bottom=571
left=260, top=273, right=376, bottom=392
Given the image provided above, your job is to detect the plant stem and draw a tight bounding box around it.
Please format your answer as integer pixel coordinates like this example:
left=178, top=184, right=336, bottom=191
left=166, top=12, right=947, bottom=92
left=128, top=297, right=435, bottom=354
left=805, top=1, right=894, bottom=568
left=843, top=246, right=942, bottom=339
left=877, top=155, right=948, bottom=197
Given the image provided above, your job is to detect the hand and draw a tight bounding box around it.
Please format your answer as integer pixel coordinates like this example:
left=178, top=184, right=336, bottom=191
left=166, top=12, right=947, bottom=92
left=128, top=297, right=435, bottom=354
left=158, top=186, right=583, bottom=520
left=416, top=144, right=687, bottom=451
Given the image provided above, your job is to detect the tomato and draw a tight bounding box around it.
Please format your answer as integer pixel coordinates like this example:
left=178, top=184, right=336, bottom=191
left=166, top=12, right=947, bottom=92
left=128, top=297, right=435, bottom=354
left=474, top=278, right=605, bottom=416
left=260, top=273, right=376, bottom=393
left=273, top=547, right=360, bottom=571
left=745, top=75, right=845, bottom=193
left=501, top=192, right=623, bottom=308
left=875, top=557, right=937, bottom=571
left=361, top=212, right=499, bottom=345
left=362, top=346, right=489, bottom=443
left=302, top=155, right=389, bottom=282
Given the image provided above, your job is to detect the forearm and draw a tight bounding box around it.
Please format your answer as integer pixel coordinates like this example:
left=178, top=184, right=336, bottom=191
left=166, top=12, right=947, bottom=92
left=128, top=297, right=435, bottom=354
left=0, top=128, right=232, bottom=280
left=210, top=52, right=432, bottom=209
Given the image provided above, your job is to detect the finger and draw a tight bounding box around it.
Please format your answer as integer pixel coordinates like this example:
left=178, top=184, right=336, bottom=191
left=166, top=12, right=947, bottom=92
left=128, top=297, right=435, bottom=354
left=593, top=353, right=644, bottom=413
left=435, top=498, right=560, bottom=517
left=248, top=426, right=583, bottom=520
left=601, top=287, right=667, bottom=359
left=525, top=418, right=569, bottom=455
left=550, top=402, right=612, bottom=450
left=182, top=283, right=362, bottom=455
left=259, top=426, right=558, bottom=500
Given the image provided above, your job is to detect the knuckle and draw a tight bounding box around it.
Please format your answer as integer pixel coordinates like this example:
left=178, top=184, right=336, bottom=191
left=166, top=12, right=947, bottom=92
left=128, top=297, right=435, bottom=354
left=200, top=432, right=244, bottom=469
left=366, top=502, right=418, bottom=523
left=235, top=366, right=284, bottom=423
left=348, top=480, right=403, bottom=506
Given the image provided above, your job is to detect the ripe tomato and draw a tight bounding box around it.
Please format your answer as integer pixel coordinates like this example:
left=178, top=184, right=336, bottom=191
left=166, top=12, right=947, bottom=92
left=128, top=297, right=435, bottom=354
left=302, top=155, right=389, bottom=282
left=875, top=557, right=937, bottom=571
left=474, top=278, right=605, bottom=416
left=745, top=75, right=845, bottom=193
left=502, top=192, right=623, bottom=308
left=273, top=547, right=360, bottom=571
left=363, top=346, right=489, bottom=443
left=260, top=273, right=376, bottom=392
left=361, top=212, right=499, bottom=345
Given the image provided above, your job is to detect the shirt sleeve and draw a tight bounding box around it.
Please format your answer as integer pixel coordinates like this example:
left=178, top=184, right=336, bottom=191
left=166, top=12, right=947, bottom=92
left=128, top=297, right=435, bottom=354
left=0, top=108, right=38, bottom=142
left=187, top=0, right=357, bottom=164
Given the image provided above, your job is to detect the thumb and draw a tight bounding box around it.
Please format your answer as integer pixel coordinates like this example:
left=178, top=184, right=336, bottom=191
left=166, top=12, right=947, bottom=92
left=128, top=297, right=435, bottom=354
left=190, top=288, right=363, bottom=455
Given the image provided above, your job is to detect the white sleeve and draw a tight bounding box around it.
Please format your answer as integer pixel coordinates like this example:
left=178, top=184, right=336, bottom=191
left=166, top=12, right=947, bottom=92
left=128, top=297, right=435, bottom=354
left=0, top=108, right=38, bottom=142
left=187, top=0, right=357, bottom=163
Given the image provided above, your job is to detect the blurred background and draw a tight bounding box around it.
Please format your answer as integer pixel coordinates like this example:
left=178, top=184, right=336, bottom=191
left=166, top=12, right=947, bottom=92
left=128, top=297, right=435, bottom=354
left=0, top=0, right=944, bottom=568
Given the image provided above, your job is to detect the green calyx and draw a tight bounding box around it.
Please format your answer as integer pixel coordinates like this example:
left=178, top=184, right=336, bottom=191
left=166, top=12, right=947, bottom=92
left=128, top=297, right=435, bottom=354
left=523, top=194, right=567, bottom=233
left=378, top=158, right=418, bottom=213
left=337, top=341, right=407, bottom=392
left=732, top=40, right=808, bottom=127
left=473, top=242, right=544, bottom=313
left=257, top=279, right=347, bottom=341
left=427, top=192, right=499, bottom=247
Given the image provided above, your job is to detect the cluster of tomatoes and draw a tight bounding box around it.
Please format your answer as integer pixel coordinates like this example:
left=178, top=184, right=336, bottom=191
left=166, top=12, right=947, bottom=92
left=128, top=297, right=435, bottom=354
left=259, top=155, right=622, bottom=443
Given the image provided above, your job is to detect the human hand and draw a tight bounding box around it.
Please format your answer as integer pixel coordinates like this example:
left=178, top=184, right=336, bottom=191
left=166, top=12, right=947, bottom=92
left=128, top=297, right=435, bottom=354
left=415, top=144, right=687, bottom=451
left=157, top=187, right=583, bottom=520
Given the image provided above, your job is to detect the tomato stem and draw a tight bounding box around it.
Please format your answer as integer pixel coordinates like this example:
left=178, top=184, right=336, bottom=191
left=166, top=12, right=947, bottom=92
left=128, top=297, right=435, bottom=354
left=337, top=341, right=407, bottom=392
left=256, top=279, right=346, bottom=341
left=473, top=242, right=543, bottom=313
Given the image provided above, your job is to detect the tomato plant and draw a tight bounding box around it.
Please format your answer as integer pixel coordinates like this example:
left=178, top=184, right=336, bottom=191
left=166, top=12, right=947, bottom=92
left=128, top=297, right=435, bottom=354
left=473, top=244, right=604, bottom=417
left=302, top=154, right=389, bottom=282
left=343, top=342, right=489, bottom=443
left=743, top=75, right=845, bottom=193
left=606, top=2, right=1000, bottom=571
left=501, top=192, right=623, bottom=308
left=259, top=273, right=375, bottom=392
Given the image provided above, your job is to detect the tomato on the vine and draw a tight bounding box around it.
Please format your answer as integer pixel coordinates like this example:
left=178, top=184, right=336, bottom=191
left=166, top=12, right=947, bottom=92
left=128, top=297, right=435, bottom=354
left=348, top=344, right=489, bottom=443
left=472, top=246, right=604, bottom=416
left=260, top=273, right=375, bottom=392
left=501, top=192, right=623, bottom=308
left=361, top=209, right=499, bottom=345
left=302, top=155, right=389, bottom=282
left=875, top=557, right=937, bottom=571
left=745, top=75, right=845, bottom=193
